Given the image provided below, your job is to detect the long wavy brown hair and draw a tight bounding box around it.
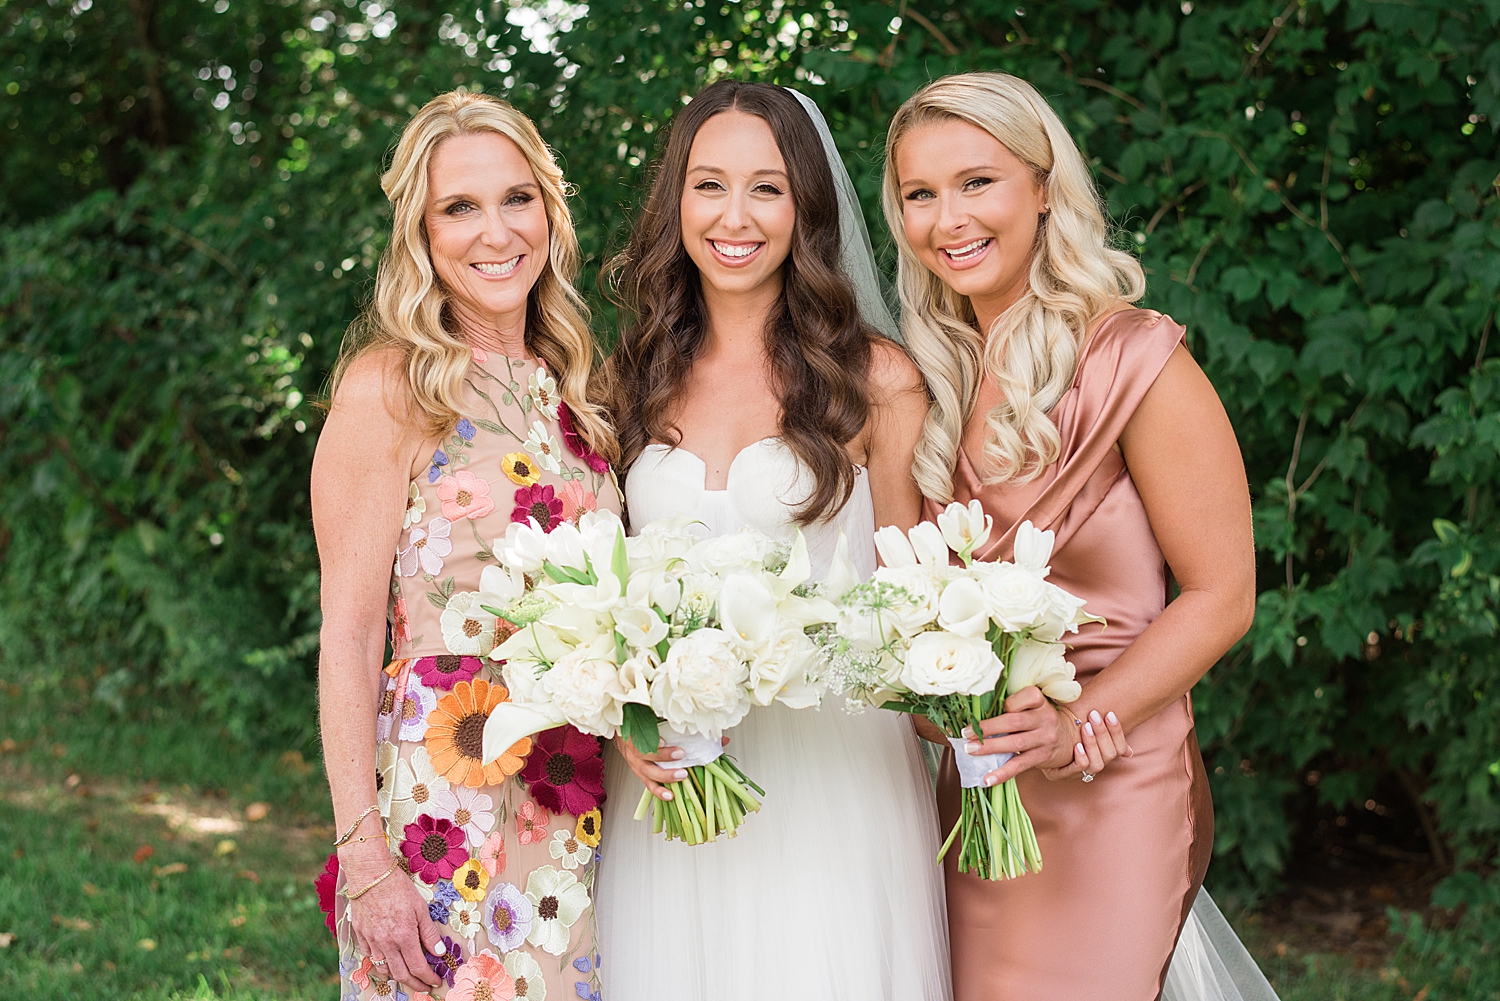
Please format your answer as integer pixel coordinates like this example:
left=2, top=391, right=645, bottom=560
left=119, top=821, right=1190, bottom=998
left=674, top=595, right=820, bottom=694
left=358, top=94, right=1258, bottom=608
left=604, top=81, right=873, bottom=525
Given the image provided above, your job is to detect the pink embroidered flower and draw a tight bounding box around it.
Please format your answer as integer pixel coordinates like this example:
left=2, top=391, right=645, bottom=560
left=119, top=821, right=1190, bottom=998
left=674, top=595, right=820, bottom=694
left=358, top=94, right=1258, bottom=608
left=558, top=401, right=610, bottom=474
left=471, top=345, right=488, bottom=364
left=560, top=481, right=597, bottom=525
left=449, top=949, right=515, bottom=1001
left=412, top=655, right=483, bottom=692
left=430, top=784, right=496, bottom=846
left=314, top=852, right=339, bottom=938
left=437, top=470, right=496, bottom=521
left=351, top=955, right=374, bottom=990
left=520, top=726, right=606, bottom=816
left=400, top=814, right=468, bottom=883
left=516, top=800, right=551, bottom=844
left=478, top=828, right=506, bottom=877
left=511, top=484, right=563, bottom=532
left=392, top=596, right=412, bottom=647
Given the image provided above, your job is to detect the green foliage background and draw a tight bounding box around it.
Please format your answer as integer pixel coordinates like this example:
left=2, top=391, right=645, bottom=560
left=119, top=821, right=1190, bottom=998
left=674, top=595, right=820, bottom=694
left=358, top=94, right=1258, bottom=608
left=4, top=0, right=1500, bottom=987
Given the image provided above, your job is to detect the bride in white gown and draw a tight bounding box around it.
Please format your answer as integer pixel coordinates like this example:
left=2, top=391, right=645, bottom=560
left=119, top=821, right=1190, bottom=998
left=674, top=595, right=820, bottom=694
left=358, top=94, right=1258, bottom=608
left=595, top=81, right=952, bottom=1001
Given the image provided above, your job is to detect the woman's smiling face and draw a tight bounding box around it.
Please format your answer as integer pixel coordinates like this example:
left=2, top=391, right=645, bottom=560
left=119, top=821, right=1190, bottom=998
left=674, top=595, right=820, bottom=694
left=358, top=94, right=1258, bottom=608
left=895, top=118, right=1048, bottom=323
left=678, top=109, right=797, bottom=300
left=424, top=130, right=550, bottom=341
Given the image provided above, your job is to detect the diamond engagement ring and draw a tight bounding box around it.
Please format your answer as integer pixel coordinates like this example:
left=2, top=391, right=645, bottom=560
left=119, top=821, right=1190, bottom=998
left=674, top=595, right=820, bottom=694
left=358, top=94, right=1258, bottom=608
left=1080, top=771, right=1095, bottom=783
left=371, top=958, right=389, bottom=966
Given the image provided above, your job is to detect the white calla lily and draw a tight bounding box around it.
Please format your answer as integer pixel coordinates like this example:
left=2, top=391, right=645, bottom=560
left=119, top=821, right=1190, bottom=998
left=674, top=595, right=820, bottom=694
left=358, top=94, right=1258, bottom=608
left=717, top=572, right=780, bottom=653
left=1006, top=638, right=1082, bottom=703
left=937, top=576, right=992, bottom=638
left=823, top=532, right=862, bottom=599
left=482, top=701, right=567, bottom=766
left=615, top=605, right=670, bottom=649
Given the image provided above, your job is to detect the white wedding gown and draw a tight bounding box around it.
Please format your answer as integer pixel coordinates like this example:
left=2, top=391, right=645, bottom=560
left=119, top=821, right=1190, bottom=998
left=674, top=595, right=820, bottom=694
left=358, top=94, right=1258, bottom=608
left=595, top=438, right=953, bottom=1001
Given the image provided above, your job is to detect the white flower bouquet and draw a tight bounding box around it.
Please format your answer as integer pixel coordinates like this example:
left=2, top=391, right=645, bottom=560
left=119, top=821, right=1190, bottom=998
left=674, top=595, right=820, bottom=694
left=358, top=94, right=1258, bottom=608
left=824, top=502, right=1101, bottom=880
left=478, top=511, right=839, bottom=844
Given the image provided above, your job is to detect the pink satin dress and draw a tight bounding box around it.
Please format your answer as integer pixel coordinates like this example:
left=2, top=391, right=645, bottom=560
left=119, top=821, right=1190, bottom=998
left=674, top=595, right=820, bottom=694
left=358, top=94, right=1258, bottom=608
left=926, top=309, right=1214, bottom=1001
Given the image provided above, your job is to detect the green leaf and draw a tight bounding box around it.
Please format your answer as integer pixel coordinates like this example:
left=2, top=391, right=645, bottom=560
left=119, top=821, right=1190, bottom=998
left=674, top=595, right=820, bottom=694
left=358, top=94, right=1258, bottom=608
left=621, top=702, right=661, bottom=754
left=611, top=527, right=630, bottom=596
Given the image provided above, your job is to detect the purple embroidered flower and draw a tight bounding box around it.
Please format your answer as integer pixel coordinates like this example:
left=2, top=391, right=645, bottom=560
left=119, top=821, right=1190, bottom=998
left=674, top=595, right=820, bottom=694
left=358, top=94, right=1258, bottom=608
left=412, top=655, right=483, bottom=692
left=512, top=484, right=564, bottom=532
left=558, top=402, right=610, bottom=474
left=433, top=879, right=461, bottom=905
left=424, top=935, right=465, bottom=987
left=455, top=418, right=477, bottom=441
left=427, top=447, right=450, bottom=484
left=428, top=897, right=450, bottom=924
left=484, top=880, right=533, bottom=952
left=573, top=956, right=592, bottom=973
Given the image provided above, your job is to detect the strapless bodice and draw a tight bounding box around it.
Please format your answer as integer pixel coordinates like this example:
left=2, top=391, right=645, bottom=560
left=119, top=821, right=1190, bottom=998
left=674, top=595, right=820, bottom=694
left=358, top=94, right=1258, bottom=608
left=625, top=438, right=876, bottom=580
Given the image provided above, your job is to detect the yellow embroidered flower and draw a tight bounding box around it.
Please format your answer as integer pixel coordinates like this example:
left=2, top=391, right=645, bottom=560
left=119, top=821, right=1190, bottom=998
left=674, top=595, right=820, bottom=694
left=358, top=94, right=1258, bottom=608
left=502, top=452, right=541, bottom=486
left=574, top=808, right=602, bottom=848
left=452, top=857, right=489, bottom=902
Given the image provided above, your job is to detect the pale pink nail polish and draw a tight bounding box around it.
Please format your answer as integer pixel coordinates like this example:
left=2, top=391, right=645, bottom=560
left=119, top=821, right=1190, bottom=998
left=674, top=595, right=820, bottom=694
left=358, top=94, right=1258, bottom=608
left=1090, top=710, right=1103, bottom=725
left=671, top=749, right=685, bottom=760
left=984, top=773, right=998, bottom=787
left=674, top=769, right=688, bottom=779
left=1076, top=742, right=1085, bottom=756
left=661, top=790, right=673, bottom=801
left=1084, top=722, right=1094, bottom=736
left=1107, top=711, right=1119, bottom=725
left=965, top=742, right=982, bottom=755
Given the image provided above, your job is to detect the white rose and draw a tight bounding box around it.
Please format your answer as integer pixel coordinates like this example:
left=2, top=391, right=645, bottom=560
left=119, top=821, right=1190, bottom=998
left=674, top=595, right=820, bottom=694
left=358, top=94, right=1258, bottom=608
left=685, top=530, right=775, bottom=576
left=650, top=628, right=751, bottom=736
left=747, top=623, right=822, bottom=708
left=979, top=564, right=1053, bottom=632
left=936, top=576, right=991, bottom=639
left=1006, top=638, right=1082, bottom=703
left=899, top=630, right=1003, bottom=696
left=874, top=566, right=942, bottom=636
left=541, top=639, right=630, bottom=736
left=627, top=516, right=700, bottom=572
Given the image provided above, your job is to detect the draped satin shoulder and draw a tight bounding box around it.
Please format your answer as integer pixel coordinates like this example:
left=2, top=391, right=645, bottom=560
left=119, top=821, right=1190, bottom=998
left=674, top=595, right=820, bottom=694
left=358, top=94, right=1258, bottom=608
left=930, top=308, right=1214, bottom=1001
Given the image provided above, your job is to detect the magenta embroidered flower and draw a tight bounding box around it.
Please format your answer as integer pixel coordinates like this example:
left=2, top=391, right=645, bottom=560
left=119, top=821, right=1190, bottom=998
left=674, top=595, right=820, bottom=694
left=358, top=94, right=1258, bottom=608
left=425, top=935, right=466, bottom=987
left=313, top=852, right=339, bottom=938
left=519, top=726, right=606, bottom=816
left=511, top=484, right=563, bottom=533
left=558, top=401, right=610, bottom=474
left=437, top=469, right=496, bottom=521
left=412, top=655, right=483, bottom=692
left=400, top=814, right=468, bottom=884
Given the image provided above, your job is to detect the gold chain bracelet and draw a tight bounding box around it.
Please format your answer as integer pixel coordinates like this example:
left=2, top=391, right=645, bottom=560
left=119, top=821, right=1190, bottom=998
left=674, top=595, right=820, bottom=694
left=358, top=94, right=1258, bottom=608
left=342, top=859, right=399, bottom=901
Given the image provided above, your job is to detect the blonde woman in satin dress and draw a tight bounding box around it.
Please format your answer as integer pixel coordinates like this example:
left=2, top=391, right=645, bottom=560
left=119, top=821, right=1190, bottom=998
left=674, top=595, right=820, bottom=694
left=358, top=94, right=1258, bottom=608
left=883, top=73, right=1281, bottom=1001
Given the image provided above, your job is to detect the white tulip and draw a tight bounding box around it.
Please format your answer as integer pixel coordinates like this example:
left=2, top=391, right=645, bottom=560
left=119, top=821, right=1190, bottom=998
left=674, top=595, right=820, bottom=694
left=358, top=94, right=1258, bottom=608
left=873, top=525, right=917, bottom=568
left=1005, top=638, right=1082, bottom=703
left=543, top=522, right=588, bottom=571
left=614, top=605, right=670, bottom=649
left=899, top=630, right=1003, bottom=696
left=478, top=564, right=525, bottom=606
left=908, top=521, right=951, bottom=569
left=499, top=519, right=548, bottom=572
left=937, top=576, right=992, bottom=639
left=937, top=500, right=993, bottom=563
left=822, top=532, right=862, bottom=599
left=1013, top=520, right=1056, bottom=575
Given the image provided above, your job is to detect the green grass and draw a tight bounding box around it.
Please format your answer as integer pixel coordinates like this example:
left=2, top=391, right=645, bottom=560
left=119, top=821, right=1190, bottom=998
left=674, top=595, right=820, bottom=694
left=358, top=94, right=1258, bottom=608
left=0, top=685, right=1479, bottom=1001
left=0, top=688, right=337, bottom=1000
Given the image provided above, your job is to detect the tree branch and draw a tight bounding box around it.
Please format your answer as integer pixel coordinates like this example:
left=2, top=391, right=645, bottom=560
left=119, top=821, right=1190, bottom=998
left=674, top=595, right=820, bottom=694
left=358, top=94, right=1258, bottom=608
left=1248, top=0, right=1300, bottom=70
left=902, top=7, right=958, bottom=55
left=1075, top=76, right=1147, bottom=111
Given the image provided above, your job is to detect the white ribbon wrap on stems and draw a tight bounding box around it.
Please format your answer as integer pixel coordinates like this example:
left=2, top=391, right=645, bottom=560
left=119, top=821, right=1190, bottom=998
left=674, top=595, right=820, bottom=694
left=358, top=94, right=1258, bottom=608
left=948, top=736, right=1013, bottom=789
left=664, top=726, right=725, bottom=768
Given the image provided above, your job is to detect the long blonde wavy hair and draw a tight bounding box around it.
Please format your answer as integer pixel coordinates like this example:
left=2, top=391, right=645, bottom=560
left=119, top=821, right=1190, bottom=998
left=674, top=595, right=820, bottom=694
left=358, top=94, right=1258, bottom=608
left=332, top=90, right=617, bottom=464
left=882, top=72, right=1144, bottom=502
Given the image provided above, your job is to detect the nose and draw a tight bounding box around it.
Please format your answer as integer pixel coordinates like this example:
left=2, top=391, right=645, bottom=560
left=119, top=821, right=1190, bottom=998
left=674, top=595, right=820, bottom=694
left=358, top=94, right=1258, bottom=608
left=720, top=187, right=750, bottom=232
left=936, top=189, right=967, bottom=235
left=479, top=206, right=512, bottom=250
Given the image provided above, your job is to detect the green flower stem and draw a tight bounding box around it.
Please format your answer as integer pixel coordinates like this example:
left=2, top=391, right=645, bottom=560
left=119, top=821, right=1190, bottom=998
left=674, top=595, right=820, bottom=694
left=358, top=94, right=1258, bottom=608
left=635, top=759, right=763, bottom=845
left=634, top=787, right=653, bottom=823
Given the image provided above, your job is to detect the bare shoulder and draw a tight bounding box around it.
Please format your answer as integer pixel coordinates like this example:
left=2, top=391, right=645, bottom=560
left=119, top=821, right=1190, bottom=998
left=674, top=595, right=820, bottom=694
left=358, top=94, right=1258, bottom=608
left=866, top=337, right=926, bottom=400
left=316, top=346, right=425, bottom=478
left=330, top=346, right=412, bottom=423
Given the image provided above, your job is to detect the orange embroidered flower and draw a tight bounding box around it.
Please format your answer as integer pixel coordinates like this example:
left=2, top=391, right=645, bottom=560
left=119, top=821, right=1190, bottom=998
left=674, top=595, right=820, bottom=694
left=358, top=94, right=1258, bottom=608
left=425, top=679, right=532, bottom=787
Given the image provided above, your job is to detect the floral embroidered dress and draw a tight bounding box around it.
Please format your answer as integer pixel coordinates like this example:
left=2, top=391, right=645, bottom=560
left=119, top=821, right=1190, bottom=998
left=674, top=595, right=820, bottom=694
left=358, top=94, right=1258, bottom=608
left=324, top=354, right=621, bottom=1001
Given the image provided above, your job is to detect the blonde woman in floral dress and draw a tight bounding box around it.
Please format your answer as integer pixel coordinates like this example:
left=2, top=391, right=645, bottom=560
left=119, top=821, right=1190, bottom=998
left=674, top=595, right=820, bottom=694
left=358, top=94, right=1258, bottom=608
left=312, top=91, right=621, bottom=1001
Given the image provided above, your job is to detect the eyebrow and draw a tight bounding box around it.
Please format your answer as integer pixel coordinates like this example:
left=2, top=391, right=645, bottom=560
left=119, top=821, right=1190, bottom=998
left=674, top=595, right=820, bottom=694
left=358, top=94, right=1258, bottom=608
left=900, top=164, right=1006, bottom=188
left=432, top=181, right=540, bottom=204
left=687, top=164, right=789, bottom=178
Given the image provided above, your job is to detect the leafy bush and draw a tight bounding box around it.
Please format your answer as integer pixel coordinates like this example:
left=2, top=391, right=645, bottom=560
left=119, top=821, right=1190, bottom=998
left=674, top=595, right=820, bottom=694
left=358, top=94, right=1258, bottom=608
left=4, top=0, right=1500, bottom=975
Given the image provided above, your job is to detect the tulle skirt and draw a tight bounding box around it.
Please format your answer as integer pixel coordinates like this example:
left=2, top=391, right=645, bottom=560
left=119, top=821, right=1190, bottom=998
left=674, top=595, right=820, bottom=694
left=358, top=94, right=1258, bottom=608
left=595, top=703, right=953, bottom=1001
left=1163, top=889, right=1282, bottom=1001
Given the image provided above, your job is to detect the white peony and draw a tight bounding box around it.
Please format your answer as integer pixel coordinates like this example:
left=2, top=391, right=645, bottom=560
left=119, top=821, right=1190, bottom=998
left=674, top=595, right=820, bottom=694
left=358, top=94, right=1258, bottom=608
left=684, top=530, right=776, bottom=576
left=936, top=576, right=991, bottom=639
left=1006, top=638, right=1082, bottom=703
left=979, top=563, right=1053, bottom=632
left=899, top=630, right=1003, bottom=696
left=540, top=636, right=631, bottom=736
left=650, top=627, right=751, bottom=736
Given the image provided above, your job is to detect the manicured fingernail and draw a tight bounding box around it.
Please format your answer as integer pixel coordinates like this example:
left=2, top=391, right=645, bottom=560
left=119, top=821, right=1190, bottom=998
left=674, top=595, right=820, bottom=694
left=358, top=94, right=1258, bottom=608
left=1076, top=742, right=1086, bottom=757
left=1107, top=711, right=1118, bottom=725
left=962, top=726, right=975, bottom=739
left=1084, top=722, right=1094, bottom=736
left=984, top=773, right=998, bottom=787
left=1090, top=710, right=1103, bottom=725
left=965, top=742, right=982, bottom=755
left=431, top=941, right=446, bottom=956
left=674, top=769, right=688, bottom=779
left=661, top=790, right=673, bottom=801
left=671, top=749, right=685, bottom=760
